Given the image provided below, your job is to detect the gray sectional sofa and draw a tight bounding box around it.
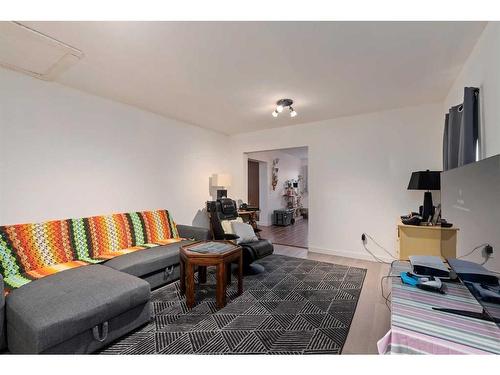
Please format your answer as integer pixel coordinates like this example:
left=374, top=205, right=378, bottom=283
left=0, top=275, right=5, bottom=351
left=0, top=224, right=211, bottom=354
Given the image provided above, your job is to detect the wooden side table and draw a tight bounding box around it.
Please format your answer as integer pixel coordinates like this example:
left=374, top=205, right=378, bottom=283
left=179, top=241, right=243, bottom=309
left=397, top=221, right=458, bottom=260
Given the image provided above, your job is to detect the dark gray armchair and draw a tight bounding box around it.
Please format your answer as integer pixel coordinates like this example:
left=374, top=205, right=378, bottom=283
left=207, top=198, right=274, bottom=274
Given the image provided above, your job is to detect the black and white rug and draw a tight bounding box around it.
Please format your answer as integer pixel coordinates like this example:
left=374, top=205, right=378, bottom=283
left=100, top=254, right=366, bottom=354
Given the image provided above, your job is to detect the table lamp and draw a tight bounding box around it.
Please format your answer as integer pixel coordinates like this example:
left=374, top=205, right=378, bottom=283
left=407, top=170, right=441, bottom=221
left=212, top=173, right=232, bottom=199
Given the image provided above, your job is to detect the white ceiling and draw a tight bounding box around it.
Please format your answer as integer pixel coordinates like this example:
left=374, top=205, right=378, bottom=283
left=9, top=21, right=487, bottom=135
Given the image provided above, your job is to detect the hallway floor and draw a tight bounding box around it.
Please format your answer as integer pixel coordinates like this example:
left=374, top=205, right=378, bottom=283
left=259, top=218, right=308, bottom=248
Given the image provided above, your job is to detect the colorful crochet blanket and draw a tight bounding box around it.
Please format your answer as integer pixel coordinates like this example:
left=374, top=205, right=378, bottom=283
left=0, top=209, right=181, bottom=294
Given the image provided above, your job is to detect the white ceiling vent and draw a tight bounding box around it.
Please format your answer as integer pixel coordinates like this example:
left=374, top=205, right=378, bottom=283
left=0, top=22, right=83, bottom=81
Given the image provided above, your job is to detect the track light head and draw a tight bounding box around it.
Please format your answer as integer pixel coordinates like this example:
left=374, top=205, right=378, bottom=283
left=272, top=98, right=297, bottom=118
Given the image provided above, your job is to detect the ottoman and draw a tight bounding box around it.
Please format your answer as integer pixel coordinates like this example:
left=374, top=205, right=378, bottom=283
left=6, top=265, right=151, bottom=354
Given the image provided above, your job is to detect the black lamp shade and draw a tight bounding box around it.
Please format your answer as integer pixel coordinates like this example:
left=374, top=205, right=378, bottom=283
left=407, top=170, right=441, bottom=191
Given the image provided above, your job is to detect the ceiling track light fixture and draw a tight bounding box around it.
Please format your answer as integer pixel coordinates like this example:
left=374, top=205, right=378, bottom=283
left=272, top=98, right=297, bottom=118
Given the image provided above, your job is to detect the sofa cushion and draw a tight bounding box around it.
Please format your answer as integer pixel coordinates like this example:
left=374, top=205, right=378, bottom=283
left=0, top=220, right=82, bottom=276
left=103, top=240, right=195, bottom=277
left=134, top=210, right=179, bottom=244
left=6, top=264, right=150, bottom=353
left=79, top=210, right=179, bottom=258
left=0, top=220, right=102, bottom=292
left=83, top=213, right=136, bottom=257
left=232, top=221, right=258, bottom=244
left=0, top=209, right=180, bottom=293
left=220, top=217, right=243, bottom=235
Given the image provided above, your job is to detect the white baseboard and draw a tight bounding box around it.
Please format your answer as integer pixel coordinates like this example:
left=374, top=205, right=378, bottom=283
left=308, top=245, right=394, bottom=264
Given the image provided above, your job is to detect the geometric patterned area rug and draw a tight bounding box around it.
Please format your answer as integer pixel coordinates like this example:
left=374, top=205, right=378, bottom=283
left=99, top=254, right=366, bottom=355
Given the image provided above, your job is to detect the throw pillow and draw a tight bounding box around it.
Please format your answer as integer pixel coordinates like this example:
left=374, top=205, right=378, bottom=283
left=231, top=221, right=258, bottom=244
left=221, top=217, right=243, bottom=234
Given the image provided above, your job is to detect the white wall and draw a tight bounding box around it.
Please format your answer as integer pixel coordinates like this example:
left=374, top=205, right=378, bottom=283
left=229, top=104, right=443, bottom=261
left=247, top=149, right=304, bottom=226
left=444, top=22, right=500, bottom=158
left=0, top=68, right=229, bottom=227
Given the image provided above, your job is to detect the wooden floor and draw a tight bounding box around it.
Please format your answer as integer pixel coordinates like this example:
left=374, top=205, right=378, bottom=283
left=259, top=218, right=308, bottom=248
left=273, top=244, right=391, bottom=354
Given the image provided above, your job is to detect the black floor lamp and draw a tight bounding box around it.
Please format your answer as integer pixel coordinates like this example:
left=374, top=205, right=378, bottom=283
left=407, top=170, right=441, bottom=221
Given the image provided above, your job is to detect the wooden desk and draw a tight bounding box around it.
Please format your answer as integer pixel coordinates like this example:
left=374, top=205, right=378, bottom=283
left=397, top=221, right=458, bottom=260
left=237, top=210, right=259, bottom=231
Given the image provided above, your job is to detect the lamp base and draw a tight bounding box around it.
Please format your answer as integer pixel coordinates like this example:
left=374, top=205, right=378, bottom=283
left=217, top=189, right=227, bottom=199
left=422, top=191, right=434, bottom=222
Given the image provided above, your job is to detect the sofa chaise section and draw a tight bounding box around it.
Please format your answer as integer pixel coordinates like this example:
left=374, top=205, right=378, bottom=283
left=6, top=265, right=151, bottom=354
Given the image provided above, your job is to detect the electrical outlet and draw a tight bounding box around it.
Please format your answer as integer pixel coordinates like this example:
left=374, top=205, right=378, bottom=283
left=484, top=245, right=494, bottom=258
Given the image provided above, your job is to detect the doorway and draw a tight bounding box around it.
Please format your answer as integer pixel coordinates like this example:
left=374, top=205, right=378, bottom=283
left=245, top=147, right=308, bottom=249
left=247, top=159, right=260, bottom=209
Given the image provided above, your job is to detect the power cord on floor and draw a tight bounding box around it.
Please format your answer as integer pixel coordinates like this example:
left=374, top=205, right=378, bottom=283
left=380, top=260, right=405, bottom=311
left=362, top=243, right=391, bottom=264
left=361, top=233, right=397, bottom=264
left=380, top=276, right=398, bottom=311
left=360, top=233, right=401, bottom=309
